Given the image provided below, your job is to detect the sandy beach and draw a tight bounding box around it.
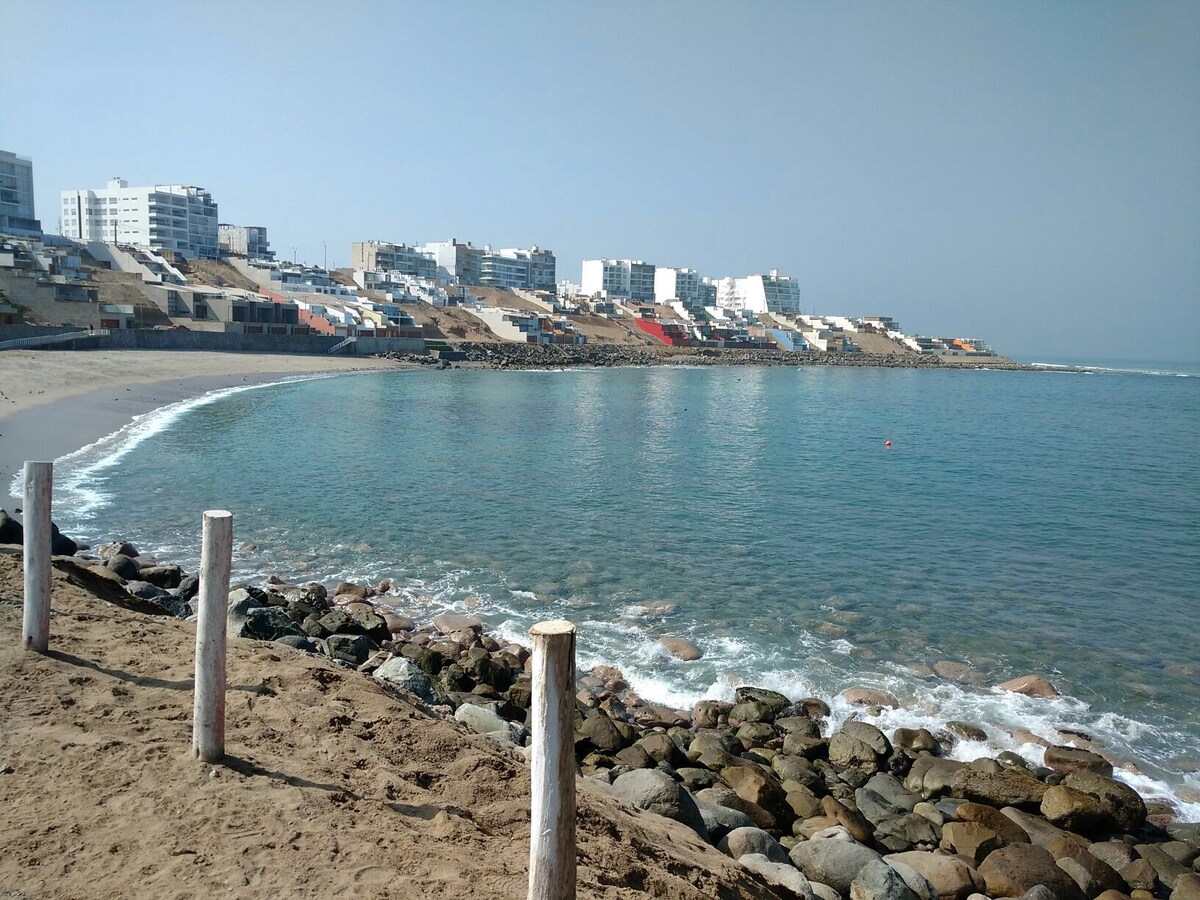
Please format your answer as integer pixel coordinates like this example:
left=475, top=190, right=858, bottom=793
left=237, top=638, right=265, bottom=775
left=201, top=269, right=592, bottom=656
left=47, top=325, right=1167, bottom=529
left=0, top=350, right=412, bottom=497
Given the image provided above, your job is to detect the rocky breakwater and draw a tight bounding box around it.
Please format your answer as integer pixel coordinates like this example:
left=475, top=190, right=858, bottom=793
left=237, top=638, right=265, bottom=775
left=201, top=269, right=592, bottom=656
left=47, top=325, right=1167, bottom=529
left=19, top=538, right=1199, bottom=900
left=378, top=342, right=1030, bottom=371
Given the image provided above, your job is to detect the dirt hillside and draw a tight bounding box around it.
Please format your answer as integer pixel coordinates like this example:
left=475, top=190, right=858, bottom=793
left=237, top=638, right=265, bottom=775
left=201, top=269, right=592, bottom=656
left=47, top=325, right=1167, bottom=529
left=0, top=553, right=779, bottom=899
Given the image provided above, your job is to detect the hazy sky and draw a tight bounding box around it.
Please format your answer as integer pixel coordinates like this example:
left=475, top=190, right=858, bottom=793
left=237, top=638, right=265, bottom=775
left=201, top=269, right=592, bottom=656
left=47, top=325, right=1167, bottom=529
left=2, top=1, right=1197, bottom=363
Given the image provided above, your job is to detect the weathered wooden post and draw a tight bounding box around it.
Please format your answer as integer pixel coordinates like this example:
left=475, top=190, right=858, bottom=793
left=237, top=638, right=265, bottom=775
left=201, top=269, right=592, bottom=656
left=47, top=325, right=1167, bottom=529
left=21, top=461, right=53, bottom=653
left=527, top=619, right=577, bottom=900
left=193, top=509, right=232, bottom=763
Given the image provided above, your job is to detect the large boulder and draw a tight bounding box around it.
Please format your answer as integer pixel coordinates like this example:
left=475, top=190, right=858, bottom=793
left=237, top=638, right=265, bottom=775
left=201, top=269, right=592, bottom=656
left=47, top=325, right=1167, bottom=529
left=1133, top=844, right=1192, bottom=890
left=735, top=686, right=792, bottom=716
left=105, top=554, right=141, bottom=580
left=1061, top=771, right=1147, bottom=833
left=576, top=714, right=625, bottom=753
left=374, top=657, right=436, bottom=704
left=843, top=688, right=901, bottom=708
left=695, top=786, right=775, bottom=831
left=722, top=764, right=794, bottom=828
left=432, top=613, right=482, bottom=635
left=850, top=859, right=933, bottom=900
left=137, top=564, right=183, bottom=589
left=1044, top=745, right=1114, bottom=778
left=940, top=822, right=1001, bottom=865
left=718, top=826, right=789, bottom=864
left=954, top=801, right=1030, bottom=846
left=658, top=636, right=703, bottom=660
left=1000, top=806, right=1088, bottom=850
left=1040, top=784, right=1121, bottom=836
left=789, top=839, right=883, bottom=895
left=326, top=634, right=373, bottom=667
left=977, top=844, right=1086, bottom=900
left=610, top=769, right=707, bottom=838
left=0, top=510, right=23, bottom=544
left=906, top=757, right=966, bottom=799
left=1043, top=836, right=1125, bottom=894
left=238, top=606, right=306, bottom=642
left=865, top=774, right=921, bottom=812
left=950, top=767, right=1049, bottom=811
left=830, top=732, right=884, bottom=774
left=884, top=851, right=985, bottom=900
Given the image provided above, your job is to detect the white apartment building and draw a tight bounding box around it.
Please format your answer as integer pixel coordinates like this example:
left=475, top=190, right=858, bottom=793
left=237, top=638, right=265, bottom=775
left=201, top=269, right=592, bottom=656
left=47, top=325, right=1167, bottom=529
left=480, top=246, right=556, bottom=291
left=0, top=150, right=40, bottom=236
left=219, top=224, right=273, bottom=259
left=422, top=238, right=481, bottom=283
left=712, top=269, right=802, bottom=315
left=61, top=178, right=219, bottom=258
left=653, top=267, right=700, bottom=307
left=581, top=258, right=656, bottom=301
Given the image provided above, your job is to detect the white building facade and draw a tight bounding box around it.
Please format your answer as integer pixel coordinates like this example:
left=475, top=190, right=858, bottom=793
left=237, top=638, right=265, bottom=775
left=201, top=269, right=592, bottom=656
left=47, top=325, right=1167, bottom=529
left=712, top=269, right=802, bottom=316
left=0, top=150, right=40, bottom=235
left=61, top=178, right=219, bottom=258
left=581, top=258, right=656, bottom=301
left=351, top=240, right=436, bottom=279
left=653, top=267, right=700, bottom=307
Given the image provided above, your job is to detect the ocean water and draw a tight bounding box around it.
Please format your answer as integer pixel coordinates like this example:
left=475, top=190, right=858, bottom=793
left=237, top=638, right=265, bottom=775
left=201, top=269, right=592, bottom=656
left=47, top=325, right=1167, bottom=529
left=28, top=364, right=1200, bottom=813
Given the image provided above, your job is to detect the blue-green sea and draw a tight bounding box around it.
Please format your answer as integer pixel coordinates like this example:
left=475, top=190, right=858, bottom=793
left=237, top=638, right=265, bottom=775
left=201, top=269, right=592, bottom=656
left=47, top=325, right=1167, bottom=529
left=28, top=363, right=1200, bottom=814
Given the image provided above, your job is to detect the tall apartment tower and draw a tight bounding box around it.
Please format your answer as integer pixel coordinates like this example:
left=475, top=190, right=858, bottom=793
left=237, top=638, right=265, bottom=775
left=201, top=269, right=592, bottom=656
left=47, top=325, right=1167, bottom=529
left=0, top=150, right=41, bottom=235
left=60, top=178, right=219, bottom=258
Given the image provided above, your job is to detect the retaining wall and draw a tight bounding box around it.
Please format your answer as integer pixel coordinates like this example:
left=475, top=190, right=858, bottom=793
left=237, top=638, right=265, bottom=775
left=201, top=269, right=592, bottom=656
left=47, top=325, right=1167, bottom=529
left=0, top=325, right=426, bottom=355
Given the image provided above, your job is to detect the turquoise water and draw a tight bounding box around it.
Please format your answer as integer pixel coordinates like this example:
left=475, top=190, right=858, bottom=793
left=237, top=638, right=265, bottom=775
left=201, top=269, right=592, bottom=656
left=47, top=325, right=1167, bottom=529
left=39, top=364, right=1200, bottom=811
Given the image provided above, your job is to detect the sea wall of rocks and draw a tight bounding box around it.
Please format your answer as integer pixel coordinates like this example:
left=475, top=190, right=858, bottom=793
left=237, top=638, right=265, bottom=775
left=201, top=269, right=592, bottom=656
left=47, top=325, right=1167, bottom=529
left=378, top=342, right=1029, bottom=372
left=18, top=531, right=1200, bottom=900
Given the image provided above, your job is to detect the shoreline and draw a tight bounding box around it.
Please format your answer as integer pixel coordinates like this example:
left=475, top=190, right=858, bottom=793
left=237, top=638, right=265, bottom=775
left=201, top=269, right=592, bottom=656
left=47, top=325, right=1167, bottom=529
left=0, top=349, right=413, bottom=494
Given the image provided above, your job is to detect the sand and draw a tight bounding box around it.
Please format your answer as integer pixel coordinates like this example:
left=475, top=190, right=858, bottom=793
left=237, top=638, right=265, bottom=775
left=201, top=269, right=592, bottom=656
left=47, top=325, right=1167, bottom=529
left=0, top=554, right=779, bottom=899
left=0, top=350, right=414, bottom=495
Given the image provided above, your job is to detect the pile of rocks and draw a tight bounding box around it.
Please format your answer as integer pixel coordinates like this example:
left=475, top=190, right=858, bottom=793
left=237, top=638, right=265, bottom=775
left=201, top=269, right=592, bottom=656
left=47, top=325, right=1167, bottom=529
left=25, top=548, right=1199, bottom=900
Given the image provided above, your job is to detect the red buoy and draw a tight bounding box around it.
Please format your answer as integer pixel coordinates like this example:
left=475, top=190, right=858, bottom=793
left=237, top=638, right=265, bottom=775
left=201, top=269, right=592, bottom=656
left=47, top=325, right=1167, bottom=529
left=885, top=440, right=892, bottom=448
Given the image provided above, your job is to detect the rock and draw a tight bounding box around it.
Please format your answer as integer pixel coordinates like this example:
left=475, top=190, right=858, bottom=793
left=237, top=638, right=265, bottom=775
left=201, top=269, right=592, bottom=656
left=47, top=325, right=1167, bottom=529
left=977, top=844, right=1086, bottom=900
left=692, top=700, right=732, bottom=728
left=239, top=606, right=306, bottom=642
left=1087, top=841, right=1139, bottom=872
left=951, top=767, right=1049, bottom=811
left=577, top=714, right=625, bottom=753
left=844, top=688, right=901, bottom=708
left=831, top=733, right=884, bottom=774
left=372, top=657, right=435, bottom=703
left=696, top=800, right=755, bottom=838
left=1095, top=891, right=1132, bottom=900
left=906, top=757, right=966, bottom=799
left=941, top=822, right=1001, bottom=865
left=615, top=744, right=655, bottom=769
left=0, top=510, right=23, bottom=544
left=326, top=634, right=373, bottom=667
left=637, top=731, right=687, bottom=767
left=334, top=581, right=368, bottom=600
left=1159, top=842, right=1198, bottom=866
left=1120, top=858, right=1159, bottom=891
left=719, top=826, right=789, bottom=864
left=274, top=634, right=317, bottom=653
left=105, top=554, right=141, bottom=580
left=432, top=613, right=482, bottom=635
left=1045, top=745, right=1114, bottom=778
left=1134, top=844, right=1191, bottom=890
left=610, top=768, right=707, bottom=838
left=739, top=853, right=816, bottom=899
left=124, top=580, right=169, bottom=601
left=722, top=764, right=795, bottom=828
left=856, top=788, right=908, bottom=824
left=885, top=851, right=986, bottom=900
left=789, top=839, right=884, bottom=895
left=1041, top=784, right=1121, bottom=836
left=731, top=703, right=778, bottom=728
left=849, top=860, right=924, bottom=900
left=997, top=675, right=1060, bottom=698
left=945, top=722, right=987, bottom=743
left=1000, top=806, right=1087, bottom=851
left=894, top=728, right=940, bottom=755
left=734, top=686, right=792, bottom=713
left=810, top=883, right=842, bottom=900
left=874, top=813, right=941, bottom=851
left=454, top=702, right=508, bottom=735
left=954, top=802, right=1030, bottom=846
left=1172, top=874, right=1200, bottom=900
left=658, top=636, right=703, bottom=660
left=696, top=786, right=775, bottom=831
left=136, top=564, right=182, bottom=589
left=1062, top=771, right=1147, bottom=834
left=866, top=774, right=921, bottom=812
left=1045, top=837, right=1125, bottom=893
left=932, top=661, right=987, bottom=687
left=778, top=716, right=823, bottom=738
left=787, top=786, right=824, bottom=819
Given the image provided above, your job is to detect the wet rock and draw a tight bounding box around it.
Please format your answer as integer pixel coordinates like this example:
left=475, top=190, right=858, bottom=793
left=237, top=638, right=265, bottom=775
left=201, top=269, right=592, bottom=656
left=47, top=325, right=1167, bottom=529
left=1044, top=745, right=1114, bottom=778
left=977, top=844, right=1086, bottom=900
left=945, top=722, right=987, bottom=743
left=334, top=581, right=368, bottom=600
left=432, top=613, right=482, bottom=635
left=730, top=702, right=778, bottom=726
left=997, top=675, right=1060, bottom=698
left=692, top=700, right=732, bottom=728
left=844, top=688, right=901, bottom=709
left=894, top=728, right=940, bottom=755
left=790, top=839, right=884, bottom=895
left=778, top=716, right=823, bottom=738
left=738, top=853, right=816, bottom=899
left=719, top=826, right=790, bottom=864
left=735, top=686, right=792, bottom=716
left=658, top=636, right=703, bottom=660
left=932, top=662, right=987, bottom=687
left=610, top=768, right=707, bottom=838
left=884, top=851, right=986, bottom=900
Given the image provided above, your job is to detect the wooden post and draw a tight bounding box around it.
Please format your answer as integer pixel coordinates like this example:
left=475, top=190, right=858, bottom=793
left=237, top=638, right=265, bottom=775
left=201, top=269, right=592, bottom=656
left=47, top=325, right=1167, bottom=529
left=192, top=509, right=232, bottom=763
left=527, top=619, right=577, bottom=900
left=21, top=461, right=52, bottom=653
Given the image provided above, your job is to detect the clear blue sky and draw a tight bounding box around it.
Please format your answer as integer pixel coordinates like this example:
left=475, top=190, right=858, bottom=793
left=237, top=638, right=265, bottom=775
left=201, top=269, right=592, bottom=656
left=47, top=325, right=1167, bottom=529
left=2, top=1, right=1197, bottom=363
